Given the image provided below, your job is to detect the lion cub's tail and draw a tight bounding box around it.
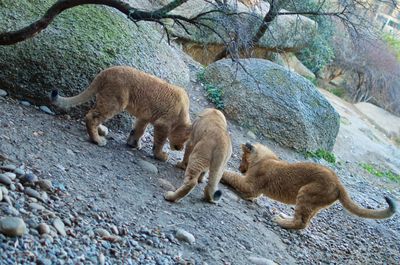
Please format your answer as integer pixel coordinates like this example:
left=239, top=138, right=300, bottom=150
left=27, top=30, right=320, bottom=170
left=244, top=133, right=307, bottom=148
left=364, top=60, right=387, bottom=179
left=50, top=74, right=102, bottom=109
left=338, top=186, right=396, bottom=219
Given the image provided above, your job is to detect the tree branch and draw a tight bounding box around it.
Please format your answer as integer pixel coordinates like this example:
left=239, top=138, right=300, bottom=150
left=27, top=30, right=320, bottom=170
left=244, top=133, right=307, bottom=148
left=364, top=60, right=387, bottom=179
left=0, top=0, right=189, bottom=45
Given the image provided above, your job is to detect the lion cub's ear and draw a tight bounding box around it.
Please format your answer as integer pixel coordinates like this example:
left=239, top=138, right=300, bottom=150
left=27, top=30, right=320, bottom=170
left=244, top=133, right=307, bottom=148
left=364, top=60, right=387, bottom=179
left=242, top=142, right=254, bottom=152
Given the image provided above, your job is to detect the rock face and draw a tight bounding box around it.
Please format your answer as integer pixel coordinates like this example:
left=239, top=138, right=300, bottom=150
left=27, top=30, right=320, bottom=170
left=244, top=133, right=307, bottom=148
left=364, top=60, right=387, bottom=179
left=0, top=0, right=189, bottom=130
left=204, top=59, right=340, bottom=151
left=158, top=0, right=316, bottom=64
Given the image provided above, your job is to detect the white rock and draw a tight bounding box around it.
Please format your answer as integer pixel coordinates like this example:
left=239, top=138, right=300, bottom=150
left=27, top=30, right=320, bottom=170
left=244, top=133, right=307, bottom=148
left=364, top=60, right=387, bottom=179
left=3, top=172, right=16, bottom=181
left=137, top=159, right=158, bottom=174
left=0, top=174, right=12, bottom=186
left=0, top=89, right=7, bottom=97
left=0, top=189, right=2, bottom=202
left=0, top=217, right=26, bottom=237
left=53, top=218, right=66, bottom=236
left=29, top=202, right=45, bottom=211
left=175, top=228, right=195, bottom=244
left=99, top=253, right=105, bottom=265
left=247, top=130, right=257, bottom=140
left=248, top=256, right=278, bottom=265
left=95, top=228, right=110, bottom=238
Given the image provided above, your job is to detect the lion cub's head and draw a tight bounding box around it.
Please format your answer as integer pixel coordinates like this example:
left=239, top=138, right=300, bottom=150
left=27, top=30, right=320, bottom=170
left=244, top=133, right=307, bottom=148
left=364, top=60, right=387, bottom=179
left=239, top=143, right=278, bottom=173
left=169, top=123, right=191, bottom=151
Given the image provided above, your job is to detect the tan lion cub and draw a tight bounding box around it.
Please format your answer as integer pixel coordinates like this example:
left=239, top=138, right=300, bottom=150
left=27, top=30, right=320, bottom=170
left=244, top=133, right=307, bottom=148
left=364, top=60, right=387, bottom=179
left=222, top=143, right=396, bottom=229
left=51, top=66, right=191, bottom=161
left=164, top=108, right=232, bottom=203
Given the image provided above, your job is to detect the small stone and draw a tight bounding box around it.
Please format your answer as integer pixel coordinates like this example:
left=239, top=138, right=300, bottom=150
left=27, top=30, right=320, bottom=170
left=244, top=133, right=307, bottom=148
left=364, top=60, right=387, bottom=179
left=95, top=228, right=110, bottom=238
left=99, top=253, right=105, bottom=265
left=102, top=235, right=122, bottom=242
left=0, top=217, right=26, bottom=237
left=39, top=106, right=55, bottom=115
left=3, top=172, right=16, bottom=181
left=41, top=191, right=49, bottom=202
left=37, top=179, right=53, bottom=191
left=248, top=257, right=278, bottom=265
left=29, top=202, right=45, bottom=211
left=16, top=183, right=24, bottom=192
left=137, top=159, right=158, bottom=174
left=0, top=186, right=8, bottom=195
left=24, top=187, right=42, bottom=201
left=0, top=89, right=7, bottom=97
left=21, top=173, right=38, bottom=185
left=14, top=168, right=25, bottom=176
left=158, top=178, right=176, bottom=191
left=0, top=164, right=16, bottom=171
left=175, top=229, right=195, bottom=244
left=0, top=174, right=12, bottom=185
left=3, top=195, right=12, bottom=205
left=0, top=189, right=2, bottom=202
left=37, top=258, right=52, bottom=265
left=247, top=131, right=257, bottom=140
left=20, top=100, right=31, bottom=106
left=110, top=225, right=119, bottom=235
left=38, top=223, right=50, bottom=235
left=53, top=218, right=66, bottom=236
left=9, top=183, right=16, bottom=191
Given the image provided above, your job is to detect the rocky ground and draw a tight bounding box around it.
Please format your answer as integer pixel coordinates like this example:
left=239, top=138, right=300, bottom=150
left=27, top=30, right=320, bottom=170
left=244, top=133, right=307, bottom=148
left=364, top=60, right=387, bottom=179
left=0, top=61, right=400, bottom=265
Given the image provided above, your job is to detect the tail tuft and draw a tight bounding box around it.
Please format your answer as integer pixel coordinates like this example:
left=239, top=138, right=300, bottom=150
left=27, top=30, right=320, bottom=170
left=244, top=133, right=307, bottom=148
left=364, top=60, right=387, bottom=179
left=50, top=89, right=59, bottom=102
left=384, top=196, right=397, bottom=214
left=213, top=190, right=222, bottom=201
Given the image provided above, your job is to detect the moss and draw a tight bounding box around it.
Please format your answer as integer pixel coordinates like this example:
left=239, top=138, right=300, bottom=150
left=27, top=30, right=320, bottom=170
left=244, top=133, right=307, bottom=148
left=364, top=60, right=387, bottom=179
left=361, top=163, right=400, bottom=183
left=305, top=149, right=336, bottom=164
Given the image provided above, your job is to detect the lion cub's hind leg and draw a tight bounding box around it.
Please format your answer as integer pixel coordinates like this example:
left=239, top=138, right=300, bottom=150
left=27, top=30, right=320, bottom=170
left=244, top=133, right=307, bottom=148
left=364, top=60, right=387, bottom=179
left=127, top=119, right=149, bottom=149
left=85, top=98, right=123, bottom=146
left=274, top=183, right=333, bottom=229
left=164, top=157, right=208, bottom=203
left=204, top=157, right=227, bottom=203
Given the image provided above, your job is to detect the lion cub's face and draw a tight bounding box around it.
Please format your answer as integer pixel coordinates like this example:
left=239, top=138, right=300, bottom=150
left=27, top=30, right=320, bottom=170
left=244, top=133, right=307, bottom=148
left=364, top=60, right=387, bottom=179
left=239, top=143, right=253, bottom=173
left=168, top=124, right=191, bottom=151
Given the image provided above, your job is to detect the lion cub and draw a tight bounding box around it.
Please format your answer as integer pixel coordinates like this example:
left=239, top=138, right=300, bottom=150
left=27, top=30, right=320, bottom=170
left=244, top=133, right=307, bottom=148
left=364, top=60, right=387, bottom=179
left=51, top=66, right=191, bottom=161
left=164, top=108, right=232, bottom=203
left=222, top=143, right=396, bottom=229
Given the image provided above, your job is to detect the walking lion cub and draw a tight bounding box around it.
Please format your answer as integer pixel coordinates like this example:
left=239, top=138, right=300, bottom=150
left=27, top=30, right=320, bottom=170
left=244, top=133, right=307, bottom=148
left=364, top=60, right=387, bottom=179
left=222, top=143, right=396, bottom=229
left=51, top=66, right=191, bottom=161
left=164, top=108, right=232, bottom=203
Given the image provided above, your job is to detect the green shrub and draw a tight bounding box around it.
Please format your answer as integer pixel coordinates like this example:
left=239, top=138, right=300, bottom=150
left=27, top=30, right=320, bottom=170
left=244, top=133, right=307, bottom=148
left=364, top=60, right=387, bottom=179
left=361, top=163, right=400, bottom=183
left=382, top=33, right=400, bottom=61
left=305, top=149, right=336, bottom=163
left=197, top=69, right=224, bottom=110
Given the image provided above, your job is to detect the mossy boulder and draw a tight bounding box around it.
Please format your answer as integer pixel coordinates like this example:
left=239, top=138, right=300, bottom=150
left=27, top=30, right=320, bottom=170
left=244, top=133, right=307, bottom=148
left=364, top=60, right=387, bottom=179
left=204, top=59, right=340, bottom=151
left=0, top=0, right=189, bottom=130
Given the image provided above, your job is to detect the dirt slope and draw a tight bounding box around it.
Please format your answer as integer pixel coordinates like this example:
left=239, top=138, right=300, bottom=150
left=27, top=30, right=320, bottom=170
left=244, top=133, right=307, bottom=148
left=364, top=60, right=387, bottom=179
left=0, top=63, right=399, bottom=264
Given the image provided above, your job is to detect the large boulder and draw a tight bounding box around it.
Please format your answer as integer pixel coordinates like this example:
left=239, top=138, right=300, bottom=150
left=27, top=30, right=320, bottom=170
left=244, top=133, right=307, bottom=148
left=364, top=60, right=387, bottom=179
left=0, top=0, right=189, bottom=130
left=204, top=59, right=340, bottom=151
left=157, top=0, right=317, bottom=65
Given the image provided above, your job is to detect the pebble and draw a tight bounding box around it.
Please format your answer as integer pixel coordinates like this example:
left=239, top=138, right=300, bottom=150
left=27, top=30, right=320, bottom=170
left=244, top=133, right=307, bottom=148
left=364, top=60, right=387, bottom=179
left=38, top=223, right=50, bottom=235
left=20, top=100, right=31, bottom=106
left=14, top=168, right=25, bottom=176
left=0, top=186, right=8, bottom=195
left=39, top=106, right=55, bottom=115
left=99, top=253, right=105, bottom=265
left=248, top=257, right=278, bottom=265
left=110, top=225, right=119, bottom=235
left=247, top=130, right=257, bottom=140
left=21, top=173, right=38, bottom=185
left=137, top=159, right=158, bottom=174
left=0, top=189, right=2, bottom=201
left=0, top=164, right=16, bottom=171
left=37, top=258, right=52, bottom=265
left=0, top=89, right=7, bottom=97
left=29, top=202, right=45, bottom=211
left=37, top=179, right=53, bottom=191
left=158, top=178, right=176, bottom=191
left=3, top=172, right=16, bottom=181
left=0, top=174, right=12, bottom=185
left=175, top=229, right=195, bottom=244
left=16, top=183, right=24, bottom=192
left=53, top=218, right=66, bottom=236
left=9, top=183, right=16, bottom=191
left=0, top=217, right=26, bottom=237
left=95, top=228, right=110, bottom=238
left=24, top=187, right=42, bottom=201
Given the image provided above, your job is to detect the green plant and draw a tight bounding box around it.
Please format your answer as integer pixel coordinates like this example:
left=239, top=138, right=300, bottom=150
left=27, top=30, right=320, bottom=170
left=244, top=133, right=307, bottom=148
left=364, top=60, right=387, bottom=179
left=328, top=87, right=346, bottom=98
left=382, top=33, right=400, bottom=61
left=197, top=69, right=224, bottom=110
left=361, top=163, right=400, bottom=183
left=305, top=149, right=336, bottom=164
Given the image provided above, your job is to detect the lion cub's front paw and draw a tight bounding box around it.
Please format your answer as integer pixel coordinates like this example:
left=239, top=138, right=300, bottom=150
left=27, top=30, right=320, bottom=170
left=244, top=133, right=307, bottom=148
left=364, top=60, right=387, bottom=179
left=176, top=161, right=187, bottom=170
left=164, top=191, right=177, bottom=202
left=154, top=151, right=168, bottom=162
left=96, top=137, right=107, bottom=147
